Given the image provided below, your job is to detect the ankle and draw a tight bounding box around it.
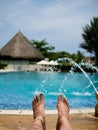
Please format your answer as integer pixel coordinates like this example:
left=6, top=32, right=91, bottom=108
left=57, top=117, right=73, bottom=130
left=58, top=113, right=69, bottom=120
left=58, top=116, right=69, bottom=124
left=35, top=116, right=45, bottom=124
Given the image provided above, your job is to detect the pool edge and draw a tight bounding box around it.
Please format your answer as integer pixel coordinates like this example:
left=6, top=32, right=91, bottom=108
left=0, top=108, right=94, bottom=115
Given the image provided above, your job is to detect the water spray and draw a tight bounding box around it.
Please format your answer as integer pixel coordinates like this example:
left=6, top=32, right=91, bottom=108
left=58, top=57, right=98, bottom=117
left=58, top=57, right=97, bottom=93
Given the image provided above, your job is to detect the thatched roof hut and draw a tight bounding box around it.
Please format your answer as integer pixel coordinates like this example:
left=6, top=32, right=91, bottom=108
left=0, top=31, right=44, bottom=61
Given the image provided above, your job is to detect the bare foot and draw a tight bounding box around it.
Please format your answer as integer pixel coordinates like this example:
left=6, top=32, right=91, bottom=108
left=32, top=94, right=46, bottom=129
left=57, top=95, right=70, bottom=119
left=56, top=95, right=72, bottom=130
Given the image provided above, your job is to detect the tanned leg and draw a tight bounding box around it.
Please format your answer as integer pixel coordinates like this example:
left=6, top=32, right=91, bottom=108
left=56, top=95, right=73, bottom=130
left=29, top=94, right=46, bottom=130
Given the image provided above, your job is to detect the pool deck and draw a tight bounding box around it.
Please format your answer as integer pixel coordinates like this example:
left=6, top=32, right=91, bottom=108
left=0, top=108, right=98, bottom=130
left=0, top=108, right=94, bottom=115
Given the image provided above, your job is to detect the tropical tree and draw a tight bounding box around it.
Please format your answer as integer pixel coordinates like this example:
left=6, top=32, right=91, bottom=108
left=31, top=39, right=55, bottom=57
left=71, top=51, right=85, bottom=63
left=80, top=17, right=98, bottom=65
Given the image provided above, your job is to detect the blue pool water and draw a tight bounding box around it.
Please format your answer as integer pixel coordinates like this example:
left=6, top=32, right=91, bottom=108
left=0, top=71, right=98, bottom=110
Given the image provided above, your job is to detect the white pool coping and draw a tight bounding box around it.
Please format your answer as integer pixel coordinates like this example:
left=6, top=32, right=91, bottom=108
left=0, top=69, right=20, bottom=73
left=0, top=108, right=94, bottom=115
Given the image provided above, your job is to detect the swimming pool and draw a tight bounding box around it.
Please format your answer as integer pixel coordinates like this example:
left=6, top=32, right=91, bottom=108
left=0, top=71, right=98, bottom=110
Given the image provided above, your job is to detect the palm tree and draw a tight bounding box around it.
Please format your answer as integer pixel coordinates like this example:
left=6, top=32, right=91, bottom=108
left=80, top=17, right=98, bottom=66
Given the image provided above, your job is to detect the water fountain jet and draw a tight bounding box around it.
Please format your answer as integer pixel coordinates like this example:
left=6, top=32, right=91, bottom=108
left=58, top=57, right=98, bottom=117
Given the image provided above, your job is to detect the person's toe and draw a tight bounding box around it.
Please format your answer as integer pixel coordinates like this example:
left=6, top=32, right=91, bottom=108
left=40, top=94, right=44, bottom=101
left=63, top=97, right=70, bottom=110
left=35, top=95, right=39, bottom=103
left=58, top=95, right=63, bottom=102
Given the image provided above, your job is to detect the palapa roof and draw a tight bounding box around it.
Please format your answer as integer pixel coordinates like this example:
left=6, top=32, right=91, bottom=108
left=0, top=31, right=44, bottom=60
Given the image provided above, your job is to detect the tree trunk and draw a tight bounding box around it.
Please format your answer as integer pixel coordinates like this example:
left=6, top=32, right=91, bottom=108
left=95, top=51, right=98, bottom=66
